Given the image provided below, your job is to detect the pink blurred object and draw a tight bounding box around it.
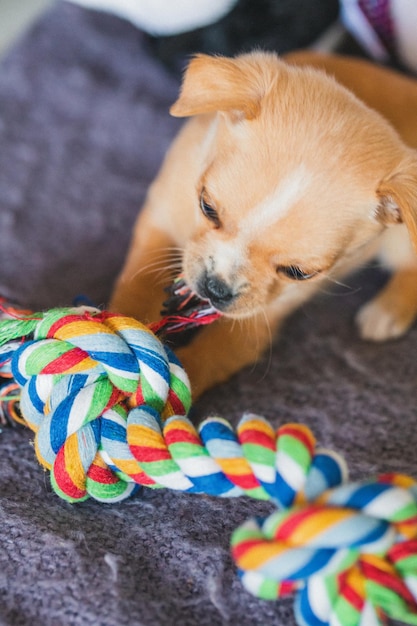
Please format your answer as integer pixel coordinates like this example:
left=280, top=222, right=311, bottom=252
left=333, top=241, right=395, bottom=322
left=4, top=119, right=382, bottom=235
left=341, top=0, right=417, bottom=72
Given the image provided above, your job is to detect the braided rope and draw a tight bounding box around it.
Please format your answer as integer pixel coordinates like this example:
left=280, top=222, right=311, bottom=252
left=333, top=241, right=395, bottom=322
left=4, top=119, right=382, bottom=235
left=0, top=306, right=344, bottom=503
left=1, top=305, right=417, bottom=626
left=232, top=473, right=417, bottom=625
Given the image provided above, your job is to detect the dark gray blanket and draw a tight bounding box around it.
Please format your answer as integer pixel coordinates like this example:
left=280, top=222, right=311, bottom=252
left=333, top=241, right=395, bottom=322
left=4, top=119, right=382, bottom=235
left=0, top=3, right=415, bottom=625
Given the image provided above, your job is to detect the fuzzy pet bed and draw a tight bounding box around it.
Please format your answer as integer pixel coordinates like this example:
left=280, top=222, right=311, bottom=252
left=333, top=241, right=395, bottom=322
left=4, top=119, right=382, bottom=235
left=0, top=3, right=416, bottom=625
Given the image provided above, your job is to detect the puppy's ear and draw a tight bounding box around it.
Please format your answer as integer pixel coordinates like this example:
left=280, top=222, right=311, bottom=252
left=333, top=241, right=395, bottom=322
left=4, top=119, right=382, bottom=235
left=376, top=156, right=417, bottom=252
left=170, top=54, right=265, bottom=120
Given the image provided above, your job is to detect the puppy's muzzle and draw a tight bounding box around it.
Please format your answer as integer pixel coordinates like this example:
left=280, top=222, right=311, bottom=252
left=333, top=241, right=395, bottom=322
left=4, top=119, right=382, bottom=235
left=197, top=272, right=236, bottom=310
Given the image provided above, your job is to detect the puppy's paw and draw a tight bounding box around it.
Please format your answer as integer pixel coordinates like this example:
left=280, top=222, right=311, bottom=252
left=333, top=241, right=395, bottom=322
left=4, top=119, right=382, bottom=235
left=356, top=298, right=413, bottom=342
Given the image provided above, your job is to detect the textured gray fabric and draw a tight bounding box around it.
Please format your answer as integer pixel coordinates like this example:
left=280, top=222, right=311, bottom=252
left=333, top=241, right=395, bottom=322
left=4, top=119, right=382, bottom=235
left=0, top=3, right=416, bottom=626
left=0, top=1, right=181, bottom=310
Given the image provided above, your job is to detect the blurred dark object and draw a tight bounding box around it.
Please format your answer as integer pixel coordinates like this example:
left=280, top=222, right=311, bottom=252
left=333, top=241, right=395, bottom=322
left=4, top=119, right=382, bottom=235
left=334, top=24, right=412, bottom=76
left=148, top=0, right=340, bottom=74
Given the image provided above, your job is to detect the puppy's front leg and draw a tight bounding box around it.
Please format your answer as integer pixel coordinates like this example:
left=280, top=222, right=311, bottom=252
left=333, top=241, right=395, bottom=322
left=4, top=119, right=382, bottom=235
left=110, top=212, right=179, bottom=324
left=356, top=267, right=417, bottom=341
left=176, top=312, right=279, bottom=398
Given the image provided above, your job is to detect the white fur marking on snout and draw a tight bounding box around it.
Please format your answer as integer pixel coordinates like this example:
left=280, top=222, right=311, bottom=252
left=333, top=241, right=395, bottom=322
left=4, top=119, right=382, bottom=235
left=205, top=166, right=311, bottom=283
left=209, top=238, right=246, bottom=280
left=241, top=165, right=312, bottom=238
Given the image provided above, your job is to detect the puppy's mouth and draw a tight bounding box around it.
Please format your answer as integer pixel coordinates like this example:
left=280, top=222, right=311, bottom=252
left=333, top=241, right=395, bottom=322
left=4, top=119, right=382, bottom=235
left=182, top=252, right=257, bottom=319
left=196, top=272, right=236, bottom=312
left=193, top=271, right=259, bottom=320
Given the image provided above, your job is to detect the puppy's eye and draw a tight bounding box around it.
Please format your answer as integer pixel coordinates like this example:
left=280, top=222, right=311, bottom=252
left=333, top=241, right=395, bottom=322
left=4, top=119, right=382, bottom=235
left=277, top=265, right=318, bottom=280
left=200, top=191, right=220, bottom=228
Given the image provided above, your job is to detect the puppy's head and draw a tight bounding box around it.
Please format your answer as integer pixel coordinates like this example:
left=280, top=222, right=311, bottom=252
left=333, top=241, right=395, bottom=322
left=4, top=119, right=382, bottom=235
left=171, top=52, right=417, bottom=317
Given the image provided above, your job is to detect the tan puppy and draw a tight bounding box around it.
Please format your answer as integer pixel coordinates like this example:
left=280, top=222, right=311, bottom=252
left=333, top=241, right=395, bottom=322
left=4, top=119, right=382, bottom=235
left=110, top=51, right=417, bottom=397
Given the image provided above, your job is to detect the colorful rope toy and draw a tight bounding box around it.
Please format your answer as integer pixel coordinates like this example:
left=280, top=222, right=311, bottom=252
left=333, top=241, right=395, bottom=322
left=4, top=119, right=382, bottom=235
left=1, top=291, right=417, bottom=626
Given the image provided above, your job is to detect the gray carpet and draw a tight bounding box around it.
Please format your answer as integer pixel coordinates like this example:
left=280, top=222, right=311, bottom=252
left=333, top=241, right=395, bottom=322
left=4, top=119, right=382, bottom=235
left=0, top=3, right=416, bottom=625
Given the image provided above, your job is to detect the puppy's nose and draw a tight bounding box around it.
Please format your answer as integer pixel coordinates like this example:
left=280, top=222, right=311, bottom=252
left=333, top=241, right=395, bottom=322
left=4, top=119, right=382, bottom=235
left=199, top=274, right=235, bottom=308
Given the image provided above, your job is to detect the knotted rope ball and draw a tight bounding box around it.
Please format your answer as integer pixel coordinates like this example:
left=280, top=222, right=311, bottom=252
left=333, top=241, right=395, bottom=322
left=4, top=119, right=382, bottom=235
left=0, top=306, right=192, bottom=502
left=1, top=303, right=417, bottom=626
left=232, top=473, right=417, bottom=625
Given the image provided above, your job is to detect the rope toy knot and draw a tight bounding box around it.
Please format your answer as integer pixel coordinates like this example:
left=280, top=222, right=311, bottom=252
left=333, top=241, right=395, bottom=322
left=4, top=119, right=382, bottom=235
left=0, top=307, right=191, bottom=501
left=232, top=472, right=417, bottom=625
